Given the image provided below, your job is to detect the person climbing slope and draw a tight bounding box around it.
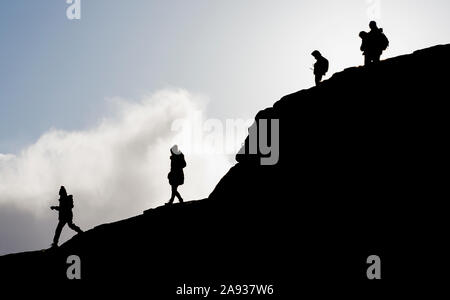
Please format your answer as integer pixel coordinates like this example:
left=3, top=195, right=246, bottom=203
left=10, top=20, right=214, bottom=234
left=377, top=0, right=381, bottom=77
left=360, top=21, right=389, bottom=65
left=50, top=186, right=83, bottom=248
left=311, top=50, right=329, bottom=86
left=166, top=145, right=186, bottom=205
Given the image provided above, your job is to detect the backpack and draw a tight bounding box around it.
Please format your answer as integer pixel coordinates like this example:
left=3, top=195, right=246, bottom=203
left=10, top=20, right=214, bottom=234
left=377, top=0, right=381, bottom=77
left=63, top=195, right=74, bottom=210
left=316, top=57, right=329, bottom=75
left=323, top=58, right=329, bottom=74
left=379, top=29, right=389, bottom=50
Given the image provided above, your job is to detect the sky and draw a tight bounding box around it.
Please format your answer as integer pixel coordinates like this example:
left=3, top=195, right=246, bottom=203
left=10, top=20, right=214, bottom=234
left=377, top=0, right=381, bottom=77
left=1, top=0, right=450, bottom=254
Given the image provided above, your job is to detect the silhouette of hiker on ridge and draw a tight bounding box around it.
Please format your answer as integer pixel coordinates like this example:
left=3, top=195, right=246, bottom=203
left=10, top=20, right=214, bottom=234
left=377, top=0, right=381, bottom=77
left=360, top=21, right=389, bottom=65
left=50, top=186, right=83, bottom=248
left=166, top=145, right=186, bottom=205
left=311, top=50, right=329, bottom=86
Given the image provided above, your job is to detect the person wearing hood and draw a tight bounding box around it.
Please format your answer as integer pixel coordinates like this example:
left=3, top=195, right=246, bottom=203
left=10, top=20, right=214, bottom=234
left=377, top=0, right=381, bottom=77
left=166, top=145, right=186, bottom=205
left=311, top=50, right=329, bottom=86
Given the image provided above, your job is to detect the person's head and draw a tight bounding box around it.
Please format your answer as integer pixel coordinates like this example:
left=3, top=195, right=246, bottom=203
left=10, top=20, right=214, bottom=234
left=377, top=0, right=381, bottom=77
left=170, top=145, right=181, bottom=155
left=369, top=21, right=378, bottom=30
left=311, top=50, right=321, bottom=59
left=359, top=31, right=368, bottom=39
left=59, top=186, right=67, bottom=197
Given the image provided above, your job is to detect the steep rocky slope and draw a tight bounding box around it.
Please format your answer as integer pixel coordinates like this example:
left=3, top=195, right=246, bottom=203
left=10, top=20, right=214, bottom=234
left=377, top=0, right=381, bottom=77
left=1, top=45, right=449, bottom=293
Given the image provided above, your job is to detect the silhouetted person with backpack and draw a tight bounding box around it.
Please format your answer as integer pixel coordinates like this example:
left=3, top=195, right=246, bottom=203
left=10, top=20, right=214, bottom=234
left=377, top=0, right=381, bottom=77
left=50, top=186, right=83, bottom=248
left=311, top=50, right=329, bottom=86
left=360, top=21, right=389, bottom=65
left=166, top=145, right=186, bottom=205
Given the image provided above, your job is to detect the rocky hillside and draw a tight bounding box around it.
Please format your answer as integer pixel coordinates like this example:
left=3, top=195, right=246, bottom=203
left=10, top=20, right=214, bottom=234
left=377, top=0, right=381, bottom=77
left=1, top=44, right=449, bottom=294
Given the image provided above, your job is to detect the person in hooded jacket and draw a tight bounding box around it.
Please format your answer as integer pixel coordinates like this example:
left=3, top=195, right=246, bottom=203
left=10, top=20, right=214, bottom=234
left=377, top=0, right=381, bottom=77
left=166, top=145, right=186, bottom=205
left=50, top=186, right=83, bottom=248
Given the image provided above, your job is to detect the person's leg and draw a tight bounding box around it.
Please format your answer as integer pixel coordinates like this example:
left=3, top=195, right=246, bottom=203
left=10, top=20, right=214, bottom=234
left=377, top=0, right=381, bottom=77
left=52, top=221, right=66, bottom=246
left=167, top=185, right=176, bottom=204
left=315, top=74, right=322, bottom=86
left=67, top=220, right=83, bottom=234
left=364, top=55, right=370, bottom=66
left=373, top=54, right=381, bottom=63
left=174, top=186, right=184, bottom=203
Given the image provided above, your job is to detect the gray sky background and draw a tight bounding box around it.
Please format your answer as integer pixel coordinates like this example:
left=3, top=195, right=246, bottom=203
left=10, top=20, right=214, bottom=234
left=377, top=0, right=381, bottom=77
left=1, top=0, right=450, bottom=254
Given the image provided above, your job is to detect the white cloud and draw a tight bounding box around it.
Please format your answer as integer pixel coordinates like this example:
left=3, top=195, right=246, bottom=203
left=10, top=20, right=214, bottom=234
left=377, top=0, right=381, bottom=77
left=0, top=89, right=233, bottom=240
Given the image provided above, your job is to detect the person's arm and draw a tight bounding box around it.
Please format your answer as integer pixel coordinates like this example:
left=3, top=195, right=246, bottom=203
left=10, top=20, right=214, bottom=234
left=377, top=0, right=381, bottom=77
left=50, top=205, right=59, bottom=211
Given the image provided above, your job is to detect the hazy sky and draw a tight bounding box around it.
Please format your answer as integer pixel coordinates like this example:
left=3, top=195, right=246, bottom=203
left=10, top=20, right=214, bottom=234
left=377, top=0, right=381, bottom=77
left=1, top=0, right=450, bottom=152
left=1, top=0, right=450, bottom=254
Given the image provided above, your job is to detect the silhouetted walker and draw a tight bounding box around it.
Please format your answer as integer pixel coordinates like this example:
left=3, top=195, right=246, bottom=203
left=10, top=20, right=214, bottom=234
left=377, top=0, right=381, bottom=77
left=50, top=186, right=83, bottom=248
left=166, top=145, right=186, bottom=205
left=360, top=21, right=389, bottom=65
left=311, top=50, right=329, bottom=86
